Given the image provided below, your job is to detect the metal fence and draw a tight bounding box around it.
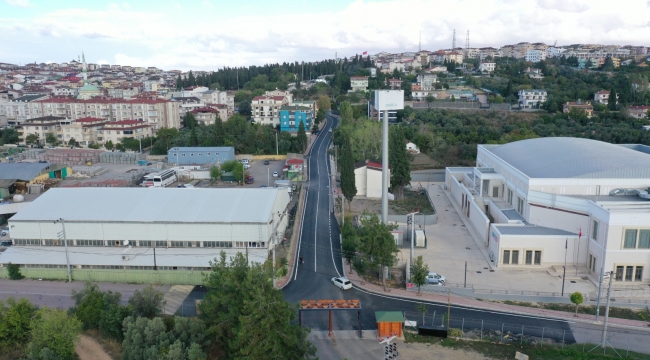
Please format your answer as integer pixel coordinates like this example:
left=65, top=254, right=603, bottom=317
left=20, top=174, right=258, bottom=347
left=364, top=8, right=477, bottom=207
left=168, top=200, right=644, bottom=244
left=403, top=311, right=650, bottom=356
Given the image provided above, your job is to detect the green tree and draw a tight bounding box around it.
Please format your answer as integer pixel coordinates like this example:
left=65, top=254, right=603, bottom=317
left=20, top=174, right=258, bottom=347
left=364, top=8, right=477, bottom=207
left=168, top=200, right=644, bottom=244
left=105, top=140, right=114, bottom=150
left=46, top=132, right=57, bottom=145
left=213, top=115, right=224, bottom=146
left=183, top=112, right=198, bottom=129
left=27, top=308, right=82, bottom=360
left=7, top=263, right=24, bottom=280
left=121, top=316, right=208, bottom=360
left=317, top=95, right=331, bottom=112
left=339, top=136, right=357, bottom=212
left=416, top=303, right=428, bottom=326
left=128, top=285, right=165, bottom=319
left=209, top=166, right=221, bottom=181
left=67, top=137, right=76, bottom=146
left=389, top=126, right=411, bottom=199
left=199, top=252, right=316, bottom=359
left=410, top=256, right=429, bottom=295
left=70, top=282, right=121, bottom=331
left=570, top=292, right=584, bottom=317
left=357, top=214, right=399, bottom=291
left=238, top=100, right=252, bottom=118
left=609, top=89, right=618, bottom=111
left=341, top=221, right=358, bottom=274
left=425, top=95, right=435, bottom=106
left=339, top=100, right=353, bottom=124
left=0, top=128, right=19, bottom=145
left=296, top=121, right=307, bottom=153
left=25, top=134, right=38, bottom=145
left=0, top=297, right=37, bottom=348
left=232, top=161, right=245, bottom=184
left=98, top=303, right=130, bottom=341
left=189, top=127, right=199, bottom=146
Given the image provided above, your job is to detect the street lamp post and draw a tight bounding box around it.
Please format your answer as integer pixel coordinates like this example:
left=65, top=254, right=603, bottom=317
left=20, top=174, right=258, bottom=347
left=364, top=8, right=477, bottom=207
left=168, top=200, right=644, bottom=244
left=54, top=218, right=72, bottom=282
left=406, top=211, right=419, bottom=281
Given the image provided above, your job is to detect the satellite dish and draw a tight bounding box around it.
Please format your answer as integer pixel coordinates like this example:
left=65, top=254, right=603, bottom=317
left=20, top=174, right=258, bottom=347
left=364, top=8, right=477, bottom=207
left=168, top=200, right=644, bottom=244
left=123, top=240, right=129, bottom=246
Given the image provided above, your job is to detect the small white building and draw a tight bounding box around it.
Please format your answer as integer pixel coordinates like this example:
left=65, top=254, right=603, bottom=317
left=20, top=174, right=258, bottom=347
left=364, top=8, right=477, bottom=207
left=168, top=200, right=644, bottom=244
left=406, top=142, right=420, bottom=154
left=525, top=49, right=547, bottom=63
left=478, top=62, right=496, bottom=73
left=349, top=76, right=369, bottom=93
left=354, top=160, right=389, bottom=199
left=518, top=89, right=547, bottom=109
left=594, top=90, right=611, bottom=105
left=445, top=138, right=650, bottom=285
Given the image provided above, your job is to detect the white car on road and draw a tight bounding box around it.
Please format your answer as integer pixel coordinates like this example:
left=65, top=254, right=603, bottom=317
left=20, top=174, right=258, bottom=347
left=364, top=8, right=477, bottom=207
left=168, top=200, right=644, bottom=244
left=331, top=277, right=352, bottom=290
left=1, top=226, right=8, bottom=237
left=426, top=272, right=446, bottom=285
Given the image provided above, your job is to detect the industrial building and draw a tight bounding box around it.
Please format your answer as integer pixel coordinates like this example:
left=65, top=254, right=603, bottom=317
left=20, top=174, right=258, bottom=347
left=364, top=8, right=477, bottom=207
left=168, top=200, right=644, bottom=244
left=167, top=146, right=235, bottom=166
left=0, top=162, right=71, bottom=197
left=0, top=187, right=290, bottom=284
left=446, top=137, right=650, bottom=285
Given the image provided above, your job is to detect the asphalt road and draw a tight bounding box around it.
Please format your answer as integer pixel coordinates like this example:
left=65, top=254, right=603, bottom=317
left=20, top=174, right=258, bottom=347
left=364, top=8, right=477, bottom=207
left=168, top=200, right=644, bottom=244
left=282, top=113, right=575, bottom=343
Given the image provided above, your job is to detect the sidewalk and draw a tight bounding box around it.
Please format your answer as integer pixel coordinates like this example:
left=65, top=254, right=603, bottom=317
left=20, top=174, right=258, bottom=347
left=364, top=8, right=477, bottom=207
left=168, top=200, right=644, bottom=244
left=343, top=266, right=650, bottom=331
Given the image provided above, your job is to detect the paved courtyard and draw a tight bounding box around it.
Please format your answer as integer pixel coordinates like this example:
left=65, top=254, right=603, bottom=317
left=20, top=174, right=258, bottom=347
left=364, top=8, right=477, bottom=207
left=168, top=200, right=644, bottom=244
left=404, top=181, right=597, bottom=298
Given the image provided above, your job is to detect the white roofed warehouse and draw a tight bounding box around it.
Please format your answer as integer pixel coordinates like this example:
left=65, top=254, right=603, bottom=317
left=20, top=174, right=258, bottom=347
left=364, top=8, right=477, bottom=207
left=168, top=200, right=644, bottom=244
left=445, top=137, right=650, bottom=286
left=0, top=188, right=290, bottom=284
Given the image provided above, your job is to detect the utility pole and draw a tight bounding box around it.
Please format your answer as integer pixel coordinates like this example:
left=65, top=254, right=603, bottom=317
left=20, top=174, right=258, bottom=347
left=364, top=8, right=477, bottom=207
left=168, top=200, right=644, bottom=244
left=595, top=267, right=604, bottom=321
left=452, top=29, right=456, bottom=50
left=275, top=132, right=279, bottom=155
left=55, top=218, right=72, bottom=282
left=153, top=246, right=157, bottom=270
left=601, top=271, right=614, bottom=351
left=381, top=109, right=388, bottom=224
left=561, top=238, right=568, bottom=296
left=406, top=211, right=419, bottom=280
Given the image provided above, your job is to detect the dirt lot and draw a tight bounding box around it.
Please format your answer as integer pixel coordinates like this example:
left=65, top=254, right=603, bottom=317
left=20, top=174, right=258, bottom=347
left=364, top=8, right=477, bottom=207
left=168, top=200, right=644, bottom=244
left=349, top=189, right=434, bottom=216
left=75, top=335, right=113, bottom=360
left=397, top=340, right=495, bottom=359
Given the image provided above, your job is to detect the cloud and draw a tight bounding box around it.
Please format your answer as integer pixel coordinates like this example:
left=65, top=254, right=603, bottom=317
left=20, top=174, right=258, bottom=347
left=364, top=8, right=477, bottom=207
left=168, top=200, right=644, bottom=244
left=5, top=0, right=31, bottom=7
left=537, top=0, right=589, bottom=12
left=0, top=0, right=648, bottom=71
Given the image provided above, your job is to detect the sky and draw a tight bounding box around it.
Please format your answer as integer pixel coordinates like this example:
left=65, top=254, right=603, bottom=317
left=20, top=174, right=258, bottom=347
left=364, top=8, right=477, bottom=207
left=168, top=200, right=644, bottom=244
left=1, top=0, right=649, bottom=71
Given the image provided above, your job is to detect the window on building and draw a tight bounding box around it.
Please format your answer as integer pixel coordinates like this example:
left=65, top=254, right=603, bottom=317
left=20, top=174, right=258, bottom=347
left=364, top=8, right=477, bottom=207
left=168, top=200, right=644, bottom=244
left=625, top=266, right=634, bottom=281
left=592, top=220, right=599, bottom=240
left=534, top=251, right=542, bottom=265
left=615, top=266, right=624, bottom=281
left=635, top=266, right=644, bottom=281
left=511, top=250, right=519, bottom=265
left=517, top=197, right=524, bottom=215
left=507, top=189, right=513, bottom=205
left=624, top=230, right=638, bottom=248
left=503, top=250, right=510, bottom=264
left=639, top=230, right=650, bottom=249
left=139, top=241, right=152, bottom=247
left=155, top=241, right=167, bottom=247
left=525, top=250, right=533, bottom=265
left=589, top=254, right=596, bottom=272
left=492, top=187, right=498, bottom=198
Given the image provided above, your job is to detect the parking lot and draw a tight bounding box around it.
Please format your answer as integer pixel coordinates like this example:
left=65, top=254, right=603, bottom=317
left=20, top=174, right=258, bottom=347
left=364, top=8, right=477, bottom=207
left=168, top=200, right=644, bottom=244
left=244, top=158, right=286, bottom=187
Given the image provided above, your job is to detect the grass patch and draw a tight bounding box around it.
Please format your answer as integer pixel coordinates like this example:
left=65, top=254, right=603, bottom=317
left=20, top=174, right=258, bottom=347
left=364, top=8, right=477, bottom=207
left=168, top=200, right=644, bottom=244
left=390, top=189, right=435, bottom=215
left=405, top=332, right=648, bottom=359
left=496, top=300, right=650, bottom=322
left=84, top=329, right=122, bottom=360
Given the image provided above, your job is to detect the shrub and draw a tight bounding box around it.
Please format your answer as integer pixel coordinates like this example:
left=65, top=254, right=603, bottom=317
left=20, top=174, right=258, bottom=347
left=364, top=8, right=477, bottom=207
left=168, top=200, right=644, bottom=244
left=7, top=263, right=24, bottom=280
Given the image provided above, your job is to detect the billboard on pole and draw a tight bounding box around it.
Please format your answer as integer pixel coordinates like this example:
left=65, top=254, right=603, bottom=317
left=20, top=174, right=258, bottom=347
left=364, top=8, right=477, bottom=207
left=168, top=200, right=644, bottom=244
left=374, top=90, right=404, bottom=111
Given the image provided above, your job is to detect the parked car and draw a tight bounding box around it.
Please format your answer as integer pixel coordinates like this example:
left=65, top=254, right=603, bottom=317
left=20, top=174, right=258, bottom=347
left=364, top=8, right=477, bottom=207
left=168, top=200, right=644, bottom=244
left=46, top=146, right=55, bottom=149
left=272, top=171, right=279, bottom=177
left=264, top=160, right=269, bottom=165
left=243, top=164, right=250, bottom=169
left=426, top=272, right=446, bottom=285
left=239, top=159, right=249, bottom=164
left=1, top=226, right=9, bottom=237
left=331, top=277, right=352, bottom=290
left=0, top=240, right=11, bottom=247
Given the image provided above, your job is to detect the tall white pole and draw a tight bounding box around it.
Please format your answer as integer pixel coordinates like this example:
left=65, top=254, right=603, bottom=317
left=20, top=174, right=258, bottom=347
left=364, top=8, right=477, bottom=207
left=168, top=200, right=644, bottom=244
left=595, top=266, right=604, bottom=321
left=381, top=110, right=388, bottom=224
left=58, top=218, right=72, bottom=282
left=601, top=271, right=614, bottom=350
left=275, top=132, right=279, bottom=155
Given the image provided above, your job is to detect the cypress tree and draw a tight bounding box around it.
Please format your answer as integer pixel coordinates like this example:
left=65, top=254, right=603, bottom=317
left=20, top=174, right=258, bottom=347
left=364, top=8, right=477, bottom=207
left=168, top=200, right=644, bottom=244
left=609, top=89, right=618, bottom=111
left=296, top=120, right=307, bottom=153
left=213, top=115, right=224, bottom=146
left=389, top=126, right=411, bottom=200
left=339, top=136, right=357, bottom=212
